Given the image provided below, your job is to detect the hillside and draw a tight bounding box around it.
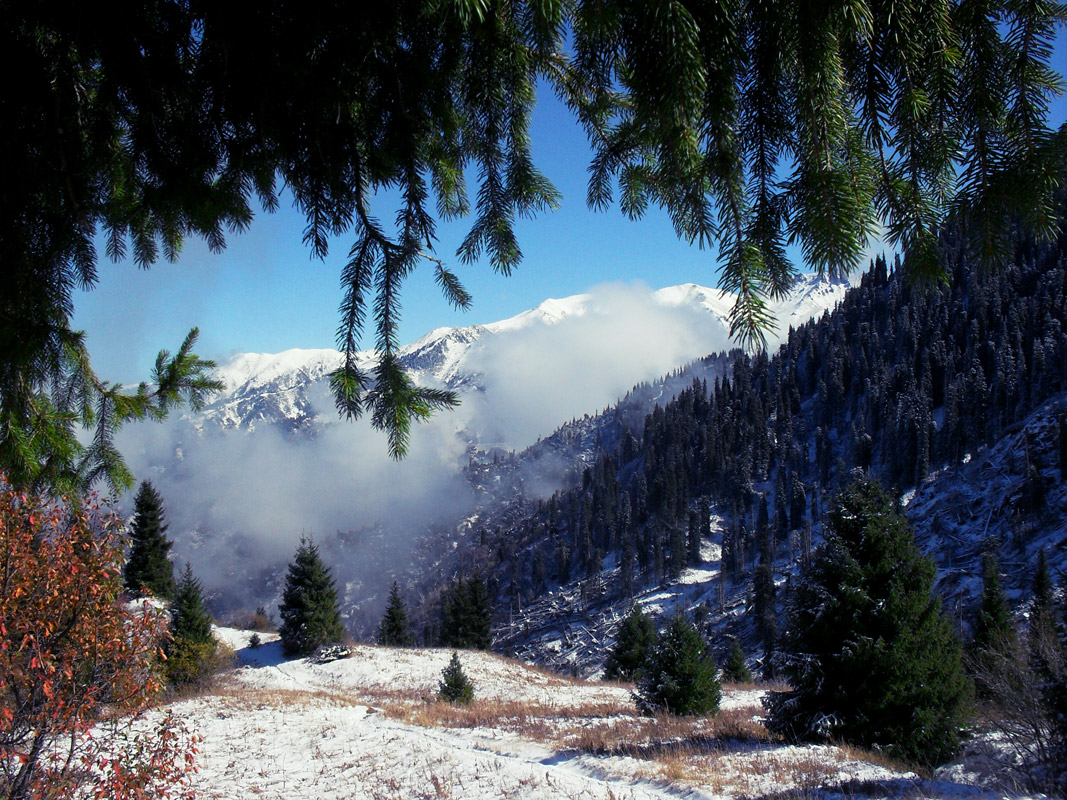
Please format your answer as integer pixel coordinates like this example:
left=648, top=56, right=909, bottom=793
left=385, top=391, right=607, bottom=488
left=434, top=224, right=1067, bottom=677
left=142, top=626, right=1024, bottom=799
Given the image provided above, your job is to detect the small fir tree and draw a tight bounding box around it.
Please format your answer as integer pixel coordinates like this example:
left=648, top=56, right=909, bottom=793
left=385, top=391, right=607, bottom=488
left=722, top=638, right=753, bottom=684
left=166, top=564, right=218, bottom=687
left=123, top=481, right=176, bottom=599
left=438, top=651, right=475, bottom=704
left=766, top=478, right=972, bottom=766
left=973, top=542, right=1016, bottom=656
left=1029, top=549, right=1055, bottom=664
left=377, top=581, right=413, bottom=647
left=752, top=561, right=777, bottom=672
left=278, top=536, right=346, bottom=657
left=603, top=605, right=657, bottom=682
left=635, top=613, right=721, bottom=717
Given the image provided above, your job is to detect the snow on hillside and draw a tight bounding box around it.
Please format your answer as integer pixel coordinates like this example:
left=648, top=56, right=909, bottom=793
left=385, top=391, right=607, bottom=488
left=140, top=627, right=1027, bottom=800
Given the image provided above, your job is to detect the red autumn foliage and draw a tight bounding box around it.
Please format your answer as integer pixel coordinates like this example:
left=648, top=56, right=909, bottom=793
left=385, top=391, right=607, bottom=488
left=0, top=480, right=199, bottom=799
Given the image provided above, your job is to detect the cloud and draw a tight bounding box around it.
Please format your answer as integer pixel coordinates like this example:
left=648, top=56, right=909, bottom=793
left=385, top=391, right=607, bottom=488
left=459, top=282, right=733, bottom=449
left=115, top=393, right=472, bottom=611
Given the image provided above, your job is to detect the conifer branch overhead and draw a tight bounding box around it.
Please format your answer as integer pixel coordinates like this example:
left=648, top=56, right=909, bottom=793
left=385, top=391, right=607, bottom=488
left=4, top=0, right=1065, bottom=486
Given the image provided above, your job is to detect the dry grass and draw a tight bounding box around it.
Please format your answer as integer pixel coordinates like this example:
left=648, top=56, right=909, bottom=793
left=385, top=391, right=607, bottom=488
left=383, top=696, right=632, bottom=735
left=208, top=681, right=363, bottom=712
left=384, top=693, right=779, bottom=775
left=835, top=742, right=924, bottom=779
left=556, top=705, right=774, bottom=757
left=646, top=743, right=861, bottom=797
left=380, top=690, right=916, bottom=799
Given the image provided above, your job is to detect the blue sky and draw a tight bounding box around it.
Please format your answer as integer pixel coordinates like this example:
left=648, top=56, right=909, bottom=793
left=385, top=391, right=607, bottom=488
left=74, top=41, right=1067, bottom=385
left=75, top=86, right=716, bottom=384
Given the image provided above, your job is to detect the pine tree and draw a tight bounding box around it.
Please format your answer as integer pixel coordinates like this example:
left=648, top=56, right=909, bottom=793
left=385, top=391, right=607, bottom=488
left=766, top=478, right=972, bottom=766
left=438, top=651, right=475, bottom=705
left=165, top=564, right=218, bottom=687
left=278, top=536, right=346, bottom=657
left=440, top=575, right=492, bottom=650
left=1030, top=550, right=1056, bottom=664
left=604, top=605, right=657, bottom=682
left=123, top=481, right=176, bottom=600
left=377, top=581, right=413, bottom=647
left=722, top=638, right=753, bottom=684
left=635, top=613, right=721, bottom=717
left=752, top=562, right=777, bottom=675
left=973, top=543, right=1017, bottom=657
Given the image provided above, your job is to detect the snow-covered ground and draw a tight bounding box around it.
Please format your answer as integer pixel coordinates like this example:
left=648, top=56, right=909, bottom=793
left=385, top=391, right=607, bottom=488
left=129, top=628, right=1032, bottom=800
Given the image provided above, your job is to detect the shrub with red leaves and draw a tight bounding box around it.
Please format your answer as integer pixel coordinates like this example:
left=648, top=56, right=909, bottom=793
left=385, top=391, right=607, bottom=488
left=0, top=480, right=198, bottom=799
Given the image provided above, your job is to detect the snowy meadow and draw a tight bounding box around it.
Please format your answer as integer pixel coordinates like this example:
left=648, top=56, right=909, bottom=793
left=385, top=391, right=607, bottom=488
left=135, top=628, right=1028, bottom=800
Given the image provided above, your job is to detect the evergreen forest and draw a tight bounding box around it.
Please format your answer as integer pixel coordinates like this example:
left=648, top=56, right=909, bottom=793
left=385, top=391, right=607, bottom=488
left=455, top=213, right=1067, bottom=649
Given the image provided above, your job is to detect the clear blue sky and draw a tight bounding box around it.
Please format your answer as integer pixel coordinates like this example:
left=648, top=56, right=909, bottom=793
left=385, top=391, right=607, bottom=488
left=74, top=40, right=1067, bottom=385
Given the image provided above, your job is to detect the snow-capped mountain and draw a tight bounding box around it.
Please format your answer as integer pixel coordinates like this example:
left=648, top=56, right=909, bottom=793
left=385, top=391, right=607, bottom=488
left=197, top=274, right=851, bottom=436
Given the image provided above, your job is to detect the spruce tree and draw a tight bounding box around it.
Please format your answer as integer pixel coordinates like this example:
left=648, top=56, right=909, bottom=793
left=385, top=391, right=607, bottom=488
left=1030, top=549, right=1055, bottom=650
left=165, top=564, right=218, bottom=687
left=604, top=605, right=657, bottom=682
left=438, top=652, right=475, bottom=705
left=123, top=480, right=176, bottom=599
left=1050, top=573, right=1067, bottom=792
left=465, top=576, right=493, bottom=650
left=722, top=638, right=753, bottom=684
left=440, top=575, right=492, bottom=650
left=1029, top=549, right=1059, bottom=702
left=278, top=536, right=346, bottom=657
left=766, top=478, right=972, bottom=766
left=635, top=613, right=721, bottom=717
left=973, top=543, right=1017, bottom=657
left=377, top=581, right=413, bottom=647
left=752, top=561, right=777, bottom=671
left=686, top=509, right=702, bottom=567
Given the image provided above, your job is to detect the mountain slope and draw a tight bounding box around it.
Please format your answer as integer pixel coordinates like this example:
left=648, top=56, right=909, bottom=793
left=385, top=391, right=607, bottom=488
left=451, top=233, right=1067, bottom=677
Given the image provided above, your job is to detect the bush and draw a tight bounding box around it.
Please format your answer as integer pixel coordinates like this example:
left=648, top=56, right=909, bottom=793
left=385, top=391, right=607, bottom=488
left=438, top=651, right=475, bottom=704
left=765, top=478, right=972, bottom=766
left=166, top=638, right=225, bottom=689
left=0, top=479, right=198, bottom=799
left=635, top=613, right=721, bottom=717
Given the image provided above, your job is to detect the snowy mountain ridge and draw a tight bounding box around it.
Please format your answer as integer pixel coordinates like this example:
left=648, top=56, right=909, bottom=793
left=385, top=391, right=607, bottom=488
left=198, top=274, right=852, bottom=435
